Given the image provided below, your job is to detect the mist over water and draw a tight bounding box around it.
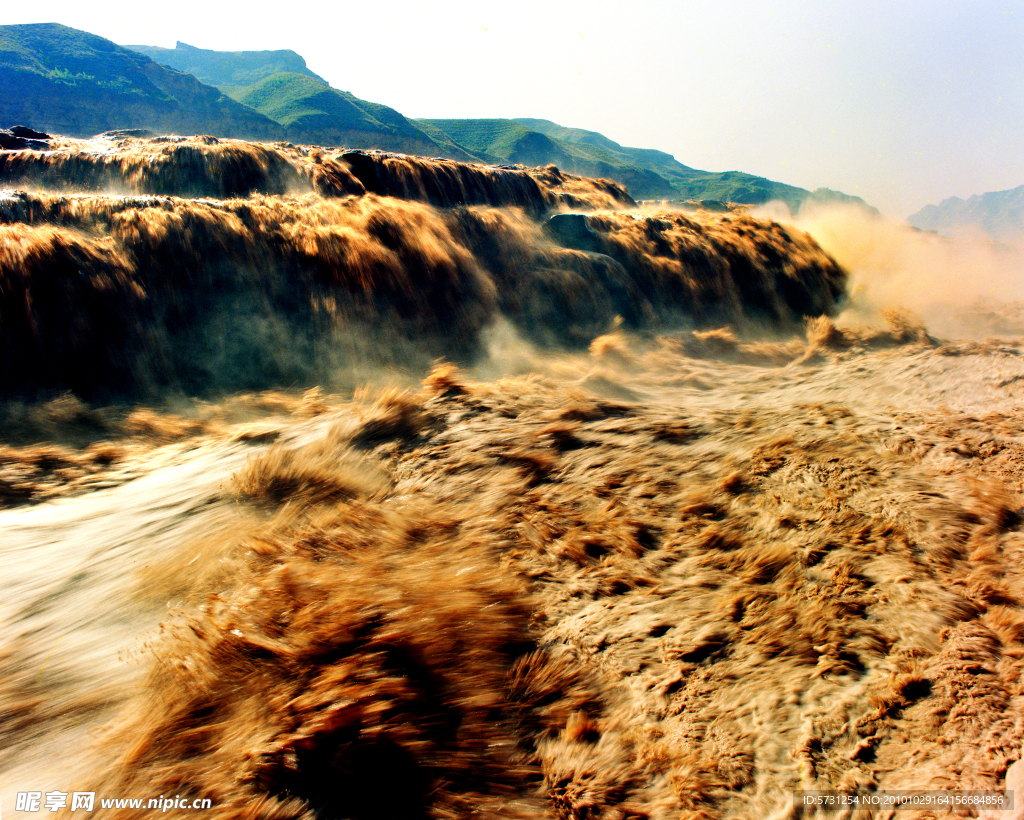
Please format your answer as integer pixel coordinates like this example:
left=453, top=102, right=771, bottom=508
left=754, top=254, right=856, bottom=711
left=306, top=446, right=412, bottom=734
left=757, top=199, right=1024, bottom=339
left=4, top=138, right=1024, bottom=818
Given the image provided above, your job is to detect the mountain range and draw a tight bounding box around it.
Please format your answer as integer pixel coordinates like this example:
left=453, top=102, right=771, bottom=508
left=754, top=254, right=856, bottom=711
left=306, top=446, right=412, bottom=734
left=907, top=185, right=1024, bottom=242
left=0, top=24, right=280, bottom=140
left=2, top=23, right=876, bottom=212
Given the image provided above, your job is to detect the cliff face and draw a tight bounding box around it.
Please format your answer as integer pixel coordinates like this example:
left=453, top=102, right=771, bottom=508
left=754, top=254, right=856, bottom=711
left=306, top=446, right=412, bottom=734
left=0, top=23, right=284, bottom=140
left=127, top=41, right=327, bottom=91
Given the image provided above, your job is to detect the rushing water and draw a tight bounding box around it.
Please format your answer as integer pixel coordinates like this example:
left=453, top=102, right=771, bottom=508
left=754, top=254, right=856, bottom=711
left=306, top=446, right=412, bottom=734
left=3, top=333, right=1024, bottom=818
left=4, top=136, right=1024, bottom=818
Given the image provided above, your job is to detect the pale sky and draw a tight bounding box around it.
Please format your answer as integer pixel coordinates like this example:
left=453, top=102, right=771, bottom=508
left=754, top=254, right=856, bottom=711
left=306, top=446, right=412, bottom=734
left=6, top=0, right=1022, bottom=218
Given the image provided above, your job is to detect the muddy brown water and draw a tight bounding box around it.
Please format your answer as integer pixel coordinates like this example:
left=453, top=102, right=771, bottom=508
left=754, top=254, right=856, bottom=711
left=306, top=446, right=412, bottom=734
left=4, top=138, right=1024, bottom=816
left=3, top=333, right=1024, bottom=819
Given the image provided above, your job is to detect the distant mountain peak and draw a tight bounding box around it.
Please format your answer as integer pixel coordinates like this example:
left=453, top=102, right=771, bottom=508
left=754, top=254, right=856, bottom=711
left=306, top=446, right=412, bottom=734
left=908, top=184, right=1024, bottom=241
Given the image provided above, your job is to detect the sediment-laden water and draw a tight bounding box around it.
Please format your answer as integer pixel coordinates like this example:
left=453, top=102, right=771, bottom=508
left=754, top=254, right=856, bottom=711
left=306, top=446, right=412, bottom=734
left=2, top=136, right=1024, bottom=819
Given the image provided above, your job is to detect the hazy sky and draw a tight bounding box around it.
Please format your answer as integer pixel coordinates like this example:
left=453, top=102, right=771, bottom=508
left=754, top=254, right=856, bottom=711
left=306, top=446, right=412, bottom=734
left=7, top=0, right=1022, bottom=217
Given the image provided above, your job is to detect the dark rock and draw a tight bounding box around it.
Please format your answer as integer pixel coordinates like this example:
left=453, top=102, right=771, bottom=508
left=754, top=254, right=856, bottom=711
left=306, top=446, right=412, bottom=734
left=97, top=129, right=156, bottom=139
left=0, top=129, right=48, bottom=150
left=147, top=134, right=219, bottom=145
left=698, top=199, right=731, bottom=213
left=340, top=151, right=382, bottom=194
left=543, top=213, right=602, bottom=253
left=9, top=125, right=50, bottom=140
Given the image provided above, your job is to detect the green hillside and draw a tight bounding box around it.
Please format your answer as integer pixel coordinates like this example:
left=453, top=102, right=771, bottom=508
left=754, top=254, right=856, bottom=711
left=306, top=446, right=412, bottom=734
left=127, top=40, right=477, bottom=159
left=424, top=117, right=640, bottom=171
left=232, top=72, right=453, bottom=155
left=127, top=41, right=326, bottom=98
left=417, top=118, right=679, bottom=199
left=514, top=117, right=692, bottom=177
left=390, top=117, right=483, bottom=161
left=419, top=116, right=877, bottom=211
left=6, top=24, right=878, bottom=212
left=238, top=73, right=379, bottom=130
left=0, top=23, right=284, bottom=139
left=515, top=118, right=877, bottom=211
left=418, top=119, right=533, bottom=159
left=0, top=23, right=177, bottom=107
